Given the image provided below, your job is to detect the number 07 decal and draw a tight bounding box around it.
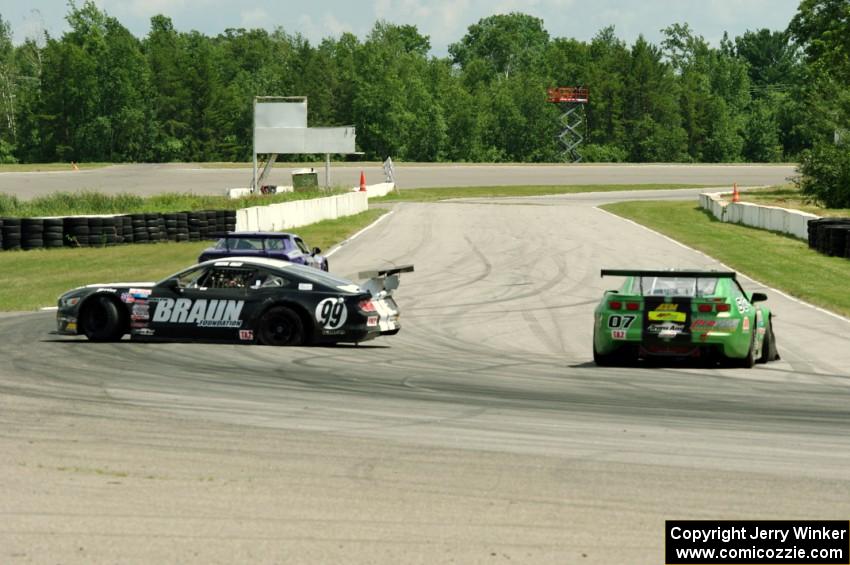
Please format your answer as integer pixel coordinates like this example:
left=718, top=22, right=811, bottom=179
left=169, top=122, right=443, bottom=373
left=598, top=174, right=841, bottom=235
left=607, top=314, right=636, bottom=329
left=315, top=297, right=348, bottom=329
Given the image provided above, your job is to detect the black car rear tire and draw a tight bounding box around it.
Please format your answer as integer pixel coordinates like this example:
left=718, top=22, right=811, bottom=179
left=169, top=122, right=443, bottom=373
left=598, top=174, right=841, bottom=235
left=257, top=306, right=304, bottom=346
left=758, top=316, right=779, bottom=363
left=82, top=296, right=125, bottom=342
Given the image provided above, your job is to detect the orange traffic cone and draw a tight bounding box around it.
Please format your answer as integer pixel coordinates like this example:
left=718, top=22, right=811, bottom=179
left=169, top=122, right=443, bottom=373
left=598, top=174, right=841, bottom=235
left=732, top=183, right=740, bottom=203
left=359, top=170, right=367, bottom=192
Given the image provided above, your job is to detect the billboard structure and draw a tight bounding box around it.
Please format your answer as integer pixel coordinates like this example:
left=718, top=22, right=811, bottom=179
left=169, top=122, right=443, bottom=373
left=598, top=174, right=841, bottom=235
left=252, top=96, right=357, bottom=190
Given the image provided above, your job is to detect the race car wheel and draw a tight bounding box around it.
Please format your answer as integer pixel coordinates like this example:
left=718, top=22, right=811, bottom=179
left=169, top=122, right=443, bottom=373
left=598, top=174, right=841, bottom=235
left=257, top=306, right=304, bottom=346
left=758, top=316, right=780, bottom=363
left=81, top=296, right=125, bottom=342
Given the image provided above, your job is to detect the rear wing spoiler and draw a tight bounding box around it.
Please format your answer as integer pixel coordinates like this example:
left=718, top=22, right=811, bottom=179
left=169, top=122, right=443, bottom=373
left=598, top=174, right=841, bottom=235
left=359, top=265, right=414, bottom=297
left=601, top=269, right=736, bottom=279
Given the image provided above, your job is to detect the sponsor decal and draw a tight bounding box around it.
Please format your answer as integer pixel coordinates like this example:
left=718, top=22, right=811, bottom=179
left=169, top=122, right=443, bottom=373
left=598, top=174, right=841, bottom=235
left=120, top=293, right=134, bottom=304
left=735, top=297, right=750, bottom=314
left=130, top=288, right=152, bottom=299
left=691, top=319, right=716, bottom=330
left=97, top=288, right=117, bottom=293
left=655, top=303, right=678, bottom=311
left=691, top=318, right=742, bottom=336
left=152, top=298, right=244, bottom=328
left=611, top=329, right=626, bottom=340
left=298, top=283, right=313, bottom=291
left=131, top=321, right=149, bottom=329
left=135, top=328, right=155, bottom=336
left=649, top=311, right=686, bottom=323
left=607, top=314, right=636, bottom=329
left=742, top=316, right=750, bottom=332
left=714, top=318, right=738, bottom=332
left=239, top=329, right=254, bottom=341
left=66, top=321, right=77, bottom=332
left=366, top=315, right=378, bottom=327
left=648, top=323, right=683, bottom=338
left=315, top=297, right=348, bottom=330
left=131, top=302, right=150, bottom=321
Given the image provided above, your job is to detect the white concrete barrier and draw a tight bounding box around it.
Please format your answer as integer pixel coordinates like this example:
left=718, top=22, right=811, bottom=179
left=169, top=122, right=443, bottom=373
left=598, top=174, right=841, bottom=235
left=235, top=192, right=368, bottom=231
left=699, top=192, right=819, bottom=240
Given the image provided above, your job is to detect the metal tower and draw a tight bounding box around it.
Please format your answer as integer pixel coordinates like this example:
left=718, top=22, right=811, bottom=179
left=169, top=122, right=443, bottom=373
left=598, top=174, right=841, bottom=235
left=547, top=87, right=588, bottom=163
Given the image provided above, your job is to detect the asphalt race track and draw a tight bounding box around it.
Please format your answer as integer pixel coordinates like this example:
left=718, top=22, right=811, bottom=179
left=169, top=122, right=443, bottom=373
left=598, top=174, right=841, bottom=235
left=2, top=188, right=850, bottom=563
left=0, top=162, right=796, bottom=199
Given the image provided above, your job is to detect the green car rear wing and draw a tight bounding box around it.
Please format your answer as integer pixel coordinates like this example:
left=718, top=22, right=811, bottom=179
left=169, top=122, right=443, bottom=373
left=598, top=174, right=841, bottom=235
left=600, top=269, right=737, bottom=279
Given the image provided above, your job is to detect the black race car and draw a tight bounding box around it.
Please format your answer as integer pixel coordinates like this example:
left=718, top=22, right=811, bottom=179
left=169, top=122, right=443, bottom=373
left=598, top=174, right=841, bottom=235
left=56, top=257, right=413, bottom=345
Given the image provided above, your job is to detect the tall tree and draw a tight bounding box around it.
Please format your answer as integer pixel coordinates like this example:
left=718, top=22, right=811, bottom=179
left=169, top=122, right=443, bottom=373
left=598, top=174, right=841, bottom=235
left=449, top=13, right=549, bottom=79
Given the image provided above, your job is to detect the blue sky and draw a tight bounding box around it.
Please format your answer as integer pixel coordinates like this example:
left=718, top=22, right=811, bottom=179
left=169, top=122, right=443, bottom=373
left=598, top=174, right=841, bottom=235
left=2, top=0, right=802, bottom=54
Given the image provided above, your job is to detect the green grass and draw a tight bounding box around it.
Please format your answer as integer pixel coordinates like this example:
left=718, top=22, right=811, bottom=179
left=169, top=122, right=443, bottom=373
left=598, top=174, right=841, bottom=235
left=0, top=189, right=345, bottom=218
left=0, top=208, right=387, bottom=311
left=0, top=162, right=111, bottom=172
left=375, top=184, right=710, bottom=203
left=602, top=200, right=850, bottom=317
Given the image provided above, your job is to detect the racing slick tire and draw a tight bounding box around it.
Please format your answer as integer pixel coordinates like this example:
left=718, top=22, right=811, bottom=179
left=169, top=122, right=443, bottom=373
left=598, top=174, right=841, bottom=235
left=758, top=316, right=780, bottom=363
left=81, top=296, right=126, bottom=342
left=257, top=306, right=305, bottom=346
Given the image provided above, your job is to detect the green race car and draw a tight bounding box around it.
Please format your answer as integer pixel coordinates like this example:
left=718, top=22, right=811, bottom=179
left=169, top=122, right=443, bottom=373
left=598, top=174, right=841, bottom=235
left=593, top=270, right=780, bottom=367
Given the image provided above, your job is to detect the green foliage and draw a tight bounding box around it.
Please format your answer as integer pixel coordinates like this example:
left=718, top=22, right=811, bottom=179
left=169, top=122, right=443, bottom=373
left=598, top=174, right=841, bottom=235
left=796, top=143, right=850, bottom=208
left=578, top=144, right=628, bottom=162
left=789, top=0, right=850, bottom=82
left=449, top=13, right=549, bottom=79
left=0, top=4, right=845, bottom=168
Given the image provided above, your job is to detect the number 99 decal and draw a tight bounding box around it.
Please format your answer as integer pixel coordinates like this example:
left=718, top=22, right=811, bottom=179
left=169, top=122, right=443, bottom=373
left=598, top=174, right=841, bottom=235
left=315, top=297, right=348, bottom=329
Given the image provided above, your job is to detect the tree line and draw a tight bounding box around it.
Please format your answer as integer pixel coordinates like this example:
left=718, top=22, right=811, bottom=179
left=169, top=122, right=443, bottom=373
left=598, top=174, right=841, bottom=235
left=0, top=1, right=846, bottom=167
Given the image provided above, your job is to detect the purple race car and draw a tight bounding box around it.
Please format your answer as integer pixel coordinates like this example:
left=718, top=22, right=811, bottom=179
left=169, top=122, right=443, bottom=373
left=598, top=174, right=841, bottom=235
left=198, top=232, right=329, bottom=271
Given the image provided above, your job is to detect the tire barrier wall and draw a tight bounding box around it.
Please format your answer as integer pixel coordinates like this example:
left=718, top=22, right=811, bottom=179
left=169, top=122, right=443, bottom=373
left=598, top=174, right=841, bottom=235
left=0, top=210, right=237, bottom=252
left=807, top=219, right=850, bottom=259
left=699, top=191, right=850, bottom=260
left=236, top=191, right=368, bottom=232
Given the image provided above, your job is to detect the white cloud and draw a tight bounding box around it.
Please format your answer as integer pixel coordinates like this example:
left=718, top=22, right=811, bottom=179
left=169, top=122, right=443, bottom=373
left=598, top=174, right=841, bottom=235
left=323, top=12, right=354, bottom=37
left=240, top=7, right=270, bottom=29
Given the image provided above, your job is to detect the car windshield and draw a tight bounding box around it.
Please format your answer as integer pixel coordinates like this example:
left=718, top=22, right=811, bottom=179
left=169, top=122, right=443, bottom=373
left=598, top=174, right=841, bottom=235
left=635, top=277, right=718, bottom=297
